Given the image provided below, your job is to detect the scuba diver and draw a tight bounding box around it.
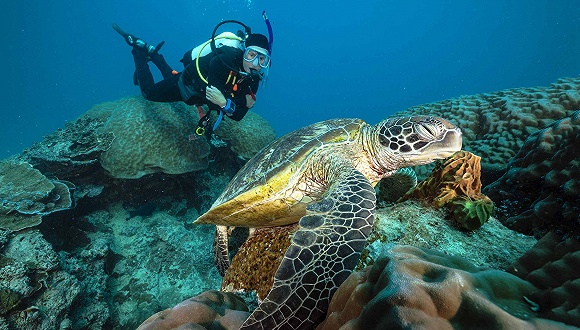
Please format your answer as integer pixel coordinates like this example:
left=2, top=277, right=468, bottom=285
left=113, top=13, right=273, bottom=137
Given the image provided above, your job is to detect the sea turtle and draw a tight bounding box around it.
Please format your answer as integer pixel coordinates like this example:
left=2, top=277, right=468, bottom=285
left=195, top=116, right=462, bottom=329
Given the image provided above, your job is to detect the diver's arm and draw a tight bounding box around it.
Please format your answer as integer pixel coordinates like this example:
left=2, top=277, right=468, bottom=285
left=226, top=79, right=259, bottom=121
left=207, top=52, right=252, bottom=120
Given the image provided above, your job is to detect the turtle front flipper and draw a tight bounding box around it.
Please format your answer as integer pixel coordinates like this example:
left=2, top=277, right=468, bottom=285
left=213, top=225, right=230, bottom=277
left=240, top=168, right=376, bottom=329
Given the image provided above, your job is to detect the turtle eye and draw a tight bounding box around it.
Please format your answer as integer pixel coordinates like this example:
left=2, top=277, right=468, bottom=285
left=416, top=122, right=439, bottom=139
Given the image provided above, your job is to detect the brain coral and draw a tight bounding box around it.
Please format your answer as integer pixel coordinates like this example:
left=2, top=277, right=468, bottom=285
left=94, top=96, right=210, bottom=179
left=393, top=76, right=580, bottom=171
left=0, top=161, right=73, bottom=231
left=136, top=290, right=250, bottom=330
left=317, top=245, right=574, bottom=330
left=507, top=231, right=580, bottom=327
left=484, top=110, right=580, bottom=238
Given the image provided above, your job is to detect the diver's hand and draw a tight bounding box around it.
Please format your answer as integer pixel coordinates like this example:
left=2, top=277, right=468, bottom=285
left=206, top=86, right=227, bottom=108
left=246, top=94, right=256, bottom=109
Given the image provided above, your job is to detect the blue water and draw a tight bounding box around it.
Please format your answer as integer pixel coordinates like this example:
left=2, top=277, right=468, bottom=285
left=1, top=1, right=579, bottom=158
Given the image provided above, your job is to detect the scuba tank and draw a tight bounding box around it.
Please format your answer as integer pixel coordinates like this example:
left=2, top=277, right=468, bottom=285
left=182, top=32, right=242, bottom=65
left=180, top=31, right=243, bottom=69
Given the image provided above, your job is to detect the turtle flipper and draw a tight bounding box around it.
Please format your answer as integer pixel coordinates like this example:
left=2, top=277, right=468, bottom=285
left=213, top=225, right=230, bottom=277
left=240, top=168, right=376, bottom=329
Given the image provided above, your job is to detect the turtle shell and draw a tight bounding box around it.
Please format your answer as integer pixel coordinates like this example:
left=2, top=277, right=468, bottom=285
left=195, top=118, right=365, bottom=227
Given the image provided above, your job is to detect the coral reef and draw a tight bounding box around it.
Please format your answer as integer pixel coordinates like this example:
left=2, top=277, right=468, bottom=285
left=136, top=290, right=250, bottom=330
left=0, top=95, right=274, bottom=328
left=0, top=161, right=73, bottom=231
left=49, top=191, right=225, bottom=329
left=393, top=76, right=580, bottom=172
left=485, top=110, right=580, bottom=238
left=507, top=231, right=580, bottom=327
left=402, top=151, right=494, bottom=230
left=317, top=245, right=574, bottom=330
left=16, top=96, right=276, bottom=180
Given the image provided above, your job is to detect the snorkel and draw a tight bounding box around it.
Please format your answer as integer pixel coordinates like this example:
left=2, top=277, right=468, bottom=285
left=255, top=11, right=273, bottom=84
left=263, top=11, right=274, bottom=55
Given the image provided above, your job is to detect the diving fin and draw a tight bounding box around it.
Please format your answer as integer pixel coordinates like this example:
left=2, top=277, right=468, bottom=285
left=112, top=23, right=136, bottom=46
left=113, top=23, right=166, bottom=54
left=154, top=41, right=165, bottom=53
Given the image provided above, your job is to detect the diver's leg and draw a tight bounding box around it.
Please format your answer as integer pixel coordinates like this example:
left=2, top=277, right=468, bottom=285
left=142, top=74, right=183, bottom=102
left=149, top=52, right=174, bottom=79
left=132, top=47, right=155, bottom=92
left=113, top=23, right=167, bottom=89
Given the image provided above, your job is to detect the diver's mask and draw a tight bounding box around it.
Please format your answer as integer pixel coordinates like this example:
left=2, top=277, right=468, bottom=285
left=243, top=46, right=271, bottom=69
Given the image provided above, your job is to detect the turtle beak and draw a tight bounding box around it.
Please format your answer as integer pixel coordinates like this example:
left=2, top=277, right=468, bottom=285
left=417, top=127, right=463, bottom=161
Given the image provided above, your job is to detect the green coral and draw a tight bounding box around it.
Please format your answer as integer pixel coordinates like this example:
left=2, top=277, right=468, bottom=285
left=448, top=196, right=494, bottom=230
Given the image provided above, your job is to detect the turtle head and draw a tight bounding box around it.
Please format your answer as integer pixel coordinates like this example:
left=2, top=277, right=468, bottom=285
left=372, top=116, right=462, bottom=170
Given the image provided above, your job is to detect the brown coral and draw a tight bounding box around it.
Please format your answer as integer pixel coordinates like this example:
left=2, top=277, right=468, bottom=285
left=136, top=290, right=250, bottom=330
left=317, top=245, right=574, bottom=330
left=484, top=110, right=580, bottom=238
left=507, top=231, right=580, bottom=327
left=392, top=76, right=580, bottom=171
left=403, top=151, right=494, bottom=230
left=221, top=224, right=299, bottom=300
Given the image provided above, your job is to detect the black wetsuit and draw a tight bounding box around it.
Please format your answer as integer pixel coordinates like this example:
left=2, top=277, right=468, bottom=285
left=133, top=46, right=259, bottom=121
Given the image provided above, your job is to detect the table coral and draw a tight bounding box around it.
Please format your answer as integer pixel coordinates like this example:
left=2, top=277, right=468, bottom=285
left=484, top=110, right=580, bottom=238
left=136, top=290, right=250, bottom=330
left=402, top=151, right=494, bottom=230
left=392, top=76, right=580, bottom=171
left=317, top=245, right=574, bottom=330
left=0, top=161, right=73, bottom=231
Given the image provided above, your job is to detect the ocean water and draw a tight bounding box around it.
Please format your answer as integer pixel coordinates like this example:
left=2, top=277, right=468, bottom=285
left=1, top=1, right=579, bottom=158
